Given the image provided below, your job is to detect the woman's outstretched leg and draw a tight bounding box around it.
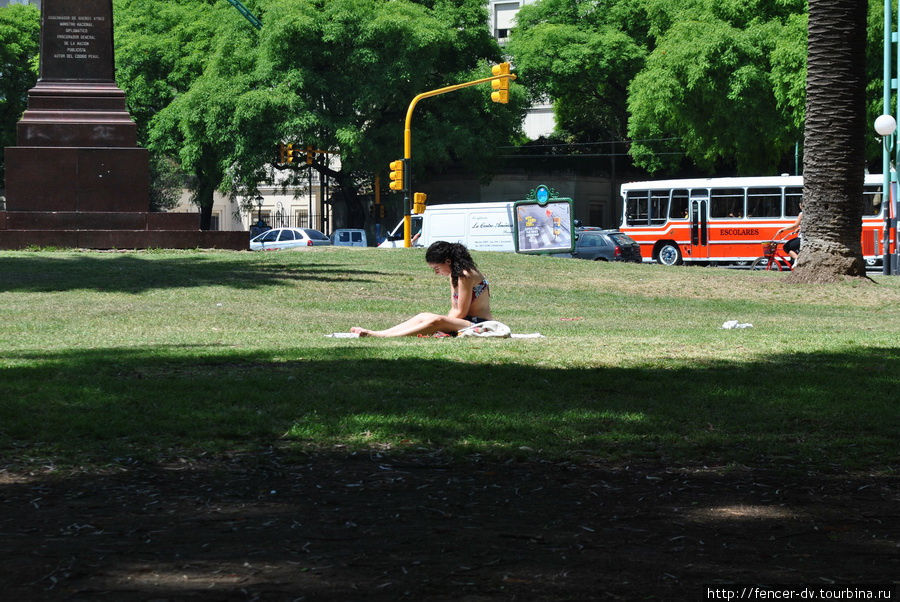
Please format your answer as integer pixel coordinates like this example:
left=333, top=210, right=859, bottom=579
left=351, top=313, right=470, bottom=337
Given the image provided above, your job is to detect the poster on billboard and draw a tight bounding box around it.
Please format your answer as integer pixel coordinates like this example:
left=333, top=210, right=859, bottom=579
left=514, top=186, right=575, bottom=254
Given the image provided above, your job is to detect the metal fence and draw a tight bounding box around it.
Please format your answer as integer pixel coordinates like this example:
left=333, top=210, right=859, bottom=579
left=270, top=213, right=327, bottom=232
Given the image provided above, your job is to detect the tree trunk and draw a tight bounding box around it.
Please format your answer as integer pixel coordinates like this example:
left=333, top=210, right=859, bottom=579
left=192, top=152, right=222, bottom=231
left=792, top=0, right=868, bottom=283
left=336, top=178, right=366, bottom=229
left=197, top=187, right=214, bottom=231
left=314, top=164, right=366, bottom=229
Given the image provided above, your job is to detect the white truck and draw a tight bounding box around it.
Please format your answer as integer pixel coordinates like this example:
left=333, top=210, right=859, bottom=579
left=377, top=202, right=516, bottom=252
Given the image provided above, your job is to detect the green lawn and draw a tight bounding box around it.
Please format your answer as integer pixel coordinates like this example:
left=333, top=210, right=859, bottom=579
left=1, top=247, right=898, bottom=472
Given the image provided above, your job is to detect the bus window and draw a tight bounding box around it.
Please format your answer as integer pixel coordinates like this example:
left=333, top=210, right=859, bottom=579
left=649, top=190, right=669, bottom=224
left=785, top=187, right=802, bottom=216
left=863, top=185, right=882, bottom=216
left=625, top=190, right=649, bottom=225
left=746, top=187, right=781, bottom=218
left=670, top=189, right=689, bottom=219
left=709, top=188, right=744, bottom=218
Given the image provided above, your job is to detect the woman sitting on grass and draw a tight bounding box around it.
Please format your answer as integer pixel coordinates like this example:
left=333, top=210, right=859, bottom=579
left=350, top=241, right=492, bottom=337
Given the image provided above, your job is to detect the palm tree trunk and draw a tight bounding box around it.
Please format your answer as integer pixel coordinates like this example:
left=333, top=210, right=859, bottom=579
left=793, top=0, right=868, bottom=282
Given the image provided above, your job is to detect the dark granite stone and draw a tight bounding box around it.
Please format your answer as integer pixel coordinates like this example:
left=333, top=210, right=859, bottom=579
left=39, top=0, right=115, bottom=82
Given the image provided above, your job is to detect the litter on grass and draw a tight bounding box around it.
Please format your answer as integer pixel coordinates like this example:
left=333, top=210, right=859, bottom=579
left=721, top=320, right=753, bottom=329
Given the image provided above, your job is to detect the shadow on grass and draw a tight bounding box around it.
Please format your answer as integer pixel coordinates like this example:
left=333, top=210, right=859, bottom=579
left=2, top=449, right=897, bottom=600
left=1, top=344, right=898, bottom=470
left=2, top=347, right=899, bottom=598
left=0, top=253, right=394, bottom=293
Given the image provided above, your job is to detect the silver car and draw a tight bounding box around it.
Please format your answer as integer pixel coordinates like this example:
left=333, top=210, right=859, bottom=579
left=249, top=227, right=333, bottom=251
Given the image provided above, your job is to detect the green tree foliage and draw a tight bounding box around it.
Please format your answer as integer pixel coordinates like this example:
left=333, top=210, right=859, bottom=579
left=247, top=0, right=526, bottom=226
left=114, top=0, right=221, bottom=137
left=114, top=0, right=525, bottom=229
left=510, top=0, right=886, bottom=175
left=114, top=0, right=230, bottom=225
left=627, top=0, right=807, bottom=174
left=0, top=4, right=39, bottom=184
left=507, top=0, right=648, bottom=141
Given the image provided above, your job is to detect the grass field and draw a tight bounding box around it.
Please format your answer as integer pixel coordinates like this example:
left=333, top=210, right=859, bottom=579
left=1, top=247, right=898, bottom=472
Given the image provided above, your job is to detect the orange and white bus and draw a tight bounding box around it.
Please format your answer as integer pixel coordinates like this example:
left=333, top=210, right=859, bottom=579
left=619, top=174, right=891, bottom=266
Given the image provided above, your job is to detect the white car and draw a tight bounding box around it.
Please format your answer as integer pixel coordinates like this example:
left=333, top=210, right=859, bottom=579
left=249, top=227, right=333, bottom=251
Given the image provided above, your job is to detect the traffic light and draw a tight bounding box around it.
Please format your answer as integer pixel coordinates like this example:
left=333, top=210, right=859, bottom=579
left=389, top=159, right=405, bottom=192
left=491, top=62, right=510, bottom=104
left=285, top=143, right=295, bottom=164
left=413, top=192, right=427, bottom=214
left=277, top=143, right=287, bottom=164
left=306, top=146, right=314, bottom=165
left=291, top=146, right=304, bottom=163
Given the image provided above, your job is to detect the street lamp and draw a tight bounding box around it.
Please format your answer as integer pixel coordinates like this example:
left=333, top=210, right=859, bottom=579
left=255, top=194, right=264, bottom=224
left=875, top=114, right=896, bottom=138
left=875, top=115, right=897, bottom=275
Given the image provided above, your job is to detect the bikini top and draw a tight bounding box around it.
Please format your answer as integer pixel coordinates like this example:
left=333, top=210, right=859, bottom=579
left=453, top=278, right=490, bottom=302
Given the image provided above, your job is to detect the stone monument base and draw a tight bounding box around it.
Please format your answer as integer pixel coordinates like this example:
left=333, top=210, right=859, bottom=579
left=0, top=210, right=248, bottom=250
left=5, top=146, right=150, bottom=212
left=0, top=1, right=246, bottom=251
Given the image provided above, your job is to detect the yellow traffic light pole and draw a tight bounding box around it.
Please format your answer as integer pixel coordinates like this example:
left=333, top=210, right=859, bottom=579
left=399, top=66, right=517, bottom=247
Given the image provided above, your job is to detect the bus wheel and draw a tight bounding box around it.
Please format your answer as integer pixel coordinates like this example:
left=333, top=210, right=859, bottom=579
left=656, top=243, right=682, bottom=266
left=750, top=257, right=781, bottom=271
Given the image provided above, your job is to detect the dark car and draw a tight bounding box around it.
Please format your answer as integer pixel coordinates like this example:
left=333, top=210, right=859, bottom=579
left=554, top=227, right=642, bottom=262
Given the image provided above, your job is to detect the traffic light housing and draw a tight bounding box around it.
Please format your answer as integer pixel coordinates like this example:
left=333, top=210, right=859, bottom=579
left=285, top=143, right=295, bottom=164
left=389, top=159, right=405, bottom=192
left=306, top=146, right=314, bottom=165
left=277, top=143, right=287, bottom=164
left=491, top=62, right=510, bottom=104
left=413, top=192, right=427, bottom=214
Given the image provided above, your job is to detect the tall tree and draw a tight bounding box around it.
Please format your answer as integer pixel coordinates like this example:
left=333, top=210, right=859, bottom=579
left=626, top=0, right=807, bottom=174
left=241, top=0, right=526, bottom=227
left=0, top=4, right=39, bottom=185
left=114, top=0, right=231, bottom=227
left=792, top=0, right=869, bottom=281
left=506, top=0, right=649, bottom=142
left=116, top=0, right=525, bottom=229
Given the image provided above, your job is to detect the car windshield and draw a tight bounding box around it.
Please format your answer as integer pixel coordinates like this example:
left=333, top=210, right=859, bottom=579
left=304, top=229, right=329, bottom=241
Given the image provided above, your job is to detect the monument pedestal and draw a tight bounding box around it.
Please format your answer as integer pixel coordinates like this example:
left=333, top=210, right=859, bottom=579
left=5, top=146, right=150, bottom=212
left=1, top=0, right=247, bottom=250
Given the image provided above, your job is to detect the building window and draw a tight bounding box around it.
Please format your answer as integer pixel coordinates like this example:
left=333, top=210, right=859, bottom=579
left=494, top=2, right=519, bottom=42
left=209, top=213, right=221, bottom=231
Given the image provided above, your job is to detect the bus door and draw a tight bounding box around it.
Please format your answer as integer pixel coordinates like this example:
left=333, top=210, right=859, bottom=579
left=689, top=193, right=710, bottom=260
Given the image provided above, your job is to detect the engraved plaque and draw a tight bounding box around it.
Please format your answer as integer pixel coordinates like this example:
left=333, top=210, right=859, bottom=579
left=40, top=0, right=114, bottom=82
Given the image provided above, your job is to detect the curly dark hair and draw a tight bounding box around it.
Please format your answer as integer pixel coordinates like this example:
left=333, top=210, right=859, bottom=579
left=425, top=241, right=479, bottom=288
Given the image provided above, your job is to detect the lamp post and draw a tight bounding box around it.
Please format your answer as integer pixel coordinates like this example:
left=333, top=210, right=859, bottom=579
left=875, top=115, right=897, bottom=275
left=255, top=194, right=264, bottom=224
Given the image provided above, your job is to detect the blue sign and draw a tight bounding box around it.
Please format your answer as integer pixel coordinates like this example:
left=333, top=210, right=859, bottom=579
left=535, top=185, right=550, bottom=205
